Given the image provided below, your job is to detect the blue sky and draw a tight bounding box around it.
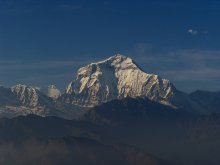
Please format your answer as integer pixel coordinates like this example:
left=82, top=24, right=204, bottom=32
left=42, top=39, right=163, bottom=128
left=0, top=0, right=220, bottom=92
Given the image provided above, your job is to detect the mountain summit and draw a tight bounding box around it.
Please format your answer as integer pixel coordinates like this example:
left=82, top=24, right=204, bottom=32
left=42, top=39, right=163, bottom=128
left=63, top=54, right=176, bottom=107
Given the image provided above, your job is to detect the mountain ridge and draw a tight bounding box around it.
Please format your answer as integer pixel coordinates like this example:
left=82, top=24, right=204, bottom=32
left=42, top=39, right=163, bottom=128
left=0, top=54, right=219, bottom=118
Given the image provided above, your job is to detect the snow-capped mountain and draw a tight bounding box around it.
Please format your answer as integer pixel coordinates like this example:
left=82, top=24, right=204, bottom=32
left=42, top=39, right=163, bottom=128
left=0, top=84, right=54, bottom=118
left=62, top=54, right=177, bottom=107
left=11, top=84, right=53, bottom=108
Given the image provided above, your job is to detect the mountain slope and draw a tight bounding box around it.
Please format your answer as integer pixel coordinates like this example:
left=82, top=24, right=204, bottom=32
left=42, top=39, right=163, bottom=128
left=0, top=136, right=165, bottom=165
left=82, top=97, right=191, bottom=125
left=81, top=98, right=220, bottom=165
left=0, top=108, right=219, bottom=165
left=190, top=90, right=220, bottom=113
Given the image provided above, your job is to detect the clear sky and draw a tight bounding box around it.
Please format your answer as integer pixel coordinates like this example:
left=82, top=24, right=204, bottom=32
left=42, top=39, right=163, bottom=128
left=0, top=0, right=220, bottom=92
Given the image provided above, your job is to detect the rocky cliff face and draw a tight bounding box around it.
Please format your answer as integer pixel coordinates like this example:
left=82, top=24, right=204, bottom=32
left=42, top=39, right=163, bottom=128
left=63, top=54, right=177, bottom=107
left=11, top=84, right=53, bottom=108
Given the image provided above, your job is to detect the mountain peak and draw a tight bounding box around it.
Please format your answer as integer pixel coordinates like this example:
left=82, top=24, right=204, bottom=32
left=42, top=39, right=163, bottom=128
left=10, top=84, right=55, bottom=108
left=96, top=54, right=127, bottom=62
left=103, top=54, right=128, bottom=62
left=11, top=84, right=40, bottom=107
left=90, top=54, right=133, bottom=67
left=63, top=54, right=176, bottom=107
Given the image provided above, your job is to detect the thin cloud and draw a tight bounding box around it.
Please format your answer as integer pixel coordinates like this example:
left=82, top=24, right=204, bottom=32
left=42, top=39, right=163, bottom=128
left=0, top=57, right=97, bottom=88
left=161, top=68, right=220, bottom=81
left=131, top=43, right=220, bottom=91
left=187, top=29, right=209, bottom=36
left=188, top=29, right=198, bottom=35
left=104, top=1, right=111, bottom=5
left=0, top=60, right=90, bottom=72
